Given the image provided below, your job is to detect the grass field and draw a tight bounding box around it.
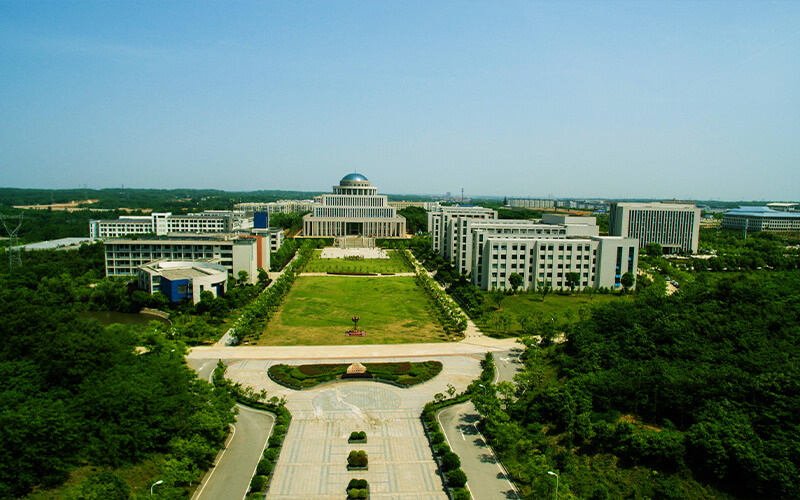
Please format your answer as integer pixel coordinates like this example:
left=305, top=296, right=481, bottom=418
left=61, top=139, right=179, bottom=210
left=257, top=276, right=446, bottom=345
left=302, top=249, right=413, bottom=274
left=475, top=291, right=631, bottom=336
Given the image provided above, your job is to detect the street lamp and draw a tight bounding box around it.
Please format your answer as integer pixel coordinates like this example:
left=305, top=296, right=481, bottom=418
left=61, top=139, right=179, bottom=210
left=150, top=480, right=163, bottom=497
left=547, top=471, right=559, bottom=500
left=477, top=383, right=489, bottom=395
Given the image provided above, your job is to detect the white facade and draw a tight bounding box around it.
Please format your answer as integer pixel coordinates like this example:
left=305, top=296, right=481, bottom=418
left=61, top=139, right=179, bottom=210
left=722, top=206, right=800, bottom=232
left=475, top=235, right=638, bottom=291
left=388, top=201, right=441, bottom=211
left=90, top=212, right=234, bottom=238
left=138, top=259, right=228, bottom=304
left=427, top=206, right=498, bottom=258
left=235, top=200, right=317, bottom=215
left=508, top=198, right=555, bottom=209
left=609, top=202, right=700, bottom=254
left=302, top=174, right=406, bottom=237
left=104, top=236, right=258, bottom=284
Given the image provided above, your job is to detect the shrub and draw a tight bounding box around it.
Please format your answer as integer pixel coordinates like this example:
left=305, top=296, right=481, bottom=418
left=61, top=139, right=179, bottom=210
left=349, top=430, right=366, bottom=441
left=434, top=442, right=451, bottom=456
left=446, top=468, right=468, bottom=488
left=268, top=434, right=283, bottom=448
left=263, top=448, right=278, bottom=461
left=453, top=488, right=471, bottom=500
left=347, top=450, right=368, bottom=468
left=249, top=475, right=267, bottom=492
left=273, top=424, right=287, bottom=437
left=431, top=431, right=445, bottom=445
left=442, top=451, right=461, bottom=471
left=256, top=458, right=273, bottom=476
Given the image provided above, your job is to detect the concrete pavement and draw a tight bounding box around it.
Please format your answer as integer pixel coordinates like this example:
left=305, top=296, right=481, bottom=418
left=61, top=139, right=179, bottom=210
left=436, top=349, right=524, bottom=500
left=193, top=405, right=275, bottom=500
left=437, top=402, right=519, bottom=500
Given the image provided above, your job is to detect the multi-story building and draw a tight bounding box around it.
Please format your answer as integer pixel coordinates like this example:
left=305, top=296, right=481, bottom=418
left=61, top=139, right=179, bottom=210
left=104, top=235, right=260, bottom=284
left=138, top=259, right=228, bottom=304
left=508, top=198, right=555, bottom=209
left=722, top=206, right=800, bottom=232
left=475, top=235, right=638, bottom=291
left=609, top=202, right=701, bottom=254
left=388, top=201, right=441, bottom=211
left=461, top=216, right=600, bottom=283
left=302, top=173, right=406, bottom=237
left=90, top=212, right=234, bottom=238
left=427, top=205, right=497, bottom=258
left=235, top=200, right=317, bottom=215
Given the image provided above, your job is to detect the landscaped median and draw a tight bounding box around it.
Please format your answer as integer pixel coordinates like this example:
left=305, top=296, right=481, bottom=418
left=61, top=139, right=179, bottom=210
left=268, top=361, right=443, bottom=389
left=212, top=361, right=293, bottom=499
left=421, top=393, right=473, bottom=500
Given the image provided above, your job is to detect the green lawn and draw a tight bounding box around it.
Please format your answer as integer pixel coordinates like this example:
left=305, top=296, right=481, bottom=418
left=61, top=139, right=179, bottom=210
left=257, top=276, right=446, bottom=345
left=302, top=249, right=413, bottom=274
left=475, top=291, right=631, bottom=336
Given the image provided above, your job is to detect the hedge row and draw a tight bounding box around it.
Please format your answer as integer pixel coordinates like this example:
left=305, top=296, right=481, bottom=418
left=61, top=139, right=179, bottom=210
left=230, top=241, right=316, bottom=343
left=413, top=266, right=468, bottom=336
left=268, top=361, right=443, bottom=390
left=421, top=393, right=473, bottom=500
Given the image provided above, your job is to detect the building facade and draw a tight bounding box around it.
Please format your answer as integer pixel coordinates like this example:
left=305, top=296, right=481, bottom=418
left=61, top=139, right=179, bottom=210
left=609, top=202, right=701, bottom=254
left=138, top=259, right=228, bottom=304
left=235, top=200, right=317, bottom=215
left=427, top=205, right=498, bottom=259
left=90, top=212, right=234, bottom=238
left=104, top=235, right=259, bottom=284
left=474, top=235, right=638, bottom=292
left=508, top=198, right=556, bottom=209
left=302, top=173, right=406, bottom=237
left=722, top=206, right=800, bottom=232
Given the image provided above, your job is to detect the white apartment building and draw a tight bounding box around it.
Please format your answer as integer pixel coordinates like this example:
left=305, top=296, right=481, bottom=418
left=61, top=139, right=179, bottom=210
left=460, top=216, right=600, bottom=279
left=508, top=198, right=555, bottom=209
left=235, top=200, right=317, bottom=215
left=104, top=235, right=259, bottom=284
left=388, top=201, right=441, bottom=211
left=609, top=202, right=701, bottom=254
left=302, top=173, right=406, bottom=237
left=427, top=205, right=498, bottom=259
left=722, top=206, right=800, bottom=232
left=90, top=212, right=234, bottom=238
left=475, top=235, right=638, bottom=292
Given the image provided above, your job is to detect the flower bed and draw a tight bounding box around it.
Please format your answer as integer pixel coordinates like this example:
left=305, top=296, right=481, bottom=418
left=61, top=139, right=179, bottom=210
left=269, top=360, right=443, bottom=389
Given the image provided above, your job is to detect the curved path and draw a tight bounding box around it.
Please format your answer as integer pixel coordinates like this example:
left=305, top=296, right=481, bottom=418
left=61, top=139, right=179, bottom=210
left=192, top=404, right=275, bottom=500
left=436, top=348, right=523, bottom=500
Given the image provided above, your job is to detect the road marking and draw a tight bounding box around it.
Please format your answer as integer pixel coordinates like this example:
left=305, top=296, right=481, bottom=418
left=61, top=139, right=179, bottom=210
left=460, top=429, right=465, bottom=440
left=193, top=423, right=235, bottom=500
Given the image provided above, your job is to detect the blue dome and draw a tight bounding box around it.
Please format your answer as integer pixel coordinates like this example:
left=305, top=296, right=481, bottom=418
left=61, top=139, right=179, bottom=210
left=341, top=173, right=368, bottom=182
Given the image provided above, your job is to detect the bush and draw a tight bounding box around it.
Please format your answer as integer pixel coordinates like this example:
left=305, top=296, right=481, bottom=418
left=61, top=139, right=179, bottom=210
left=263, top=448, right=278, bottom=461
left=453, top=488, right=472, bottom=500
left=273, top=424, right=287, bottom=437
left=249, top=475, right=267, bottom=492
left=446, top=468, right=468, bottom=488
left=431, top=430, right=445, bottom=445
left=256, top=458, right=273, bottom=476
left=434, top=442, right=451, bottom=456
left=350, top=430, right=367, bottom=441
left=442, top=451, right=461, bottom=471
left=268, top=434, right=283, bottom=448
left=347, top=450, right=368, bottom=468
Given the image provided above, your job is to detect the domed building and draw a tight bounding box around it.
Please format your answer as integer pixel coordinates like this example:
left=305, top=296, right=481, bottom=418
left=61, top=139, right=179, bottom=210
left=302, top=173, right=406, bottom=237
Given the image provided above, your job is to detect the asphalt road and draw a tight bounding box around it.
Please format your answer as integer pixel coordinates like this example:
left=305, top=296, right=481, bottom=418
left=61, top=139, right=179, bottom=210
left=493, top=347, right=524, bottom=384
left=437, top=401, right=519, bottom=500
left=193, top=404, right=275, bottom=500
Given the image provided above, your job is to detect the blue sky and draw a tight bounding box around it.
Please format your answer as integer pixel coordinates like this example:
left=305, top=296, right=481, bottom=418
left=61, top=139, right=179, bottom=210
left=1, top=1, right=798, bottom=200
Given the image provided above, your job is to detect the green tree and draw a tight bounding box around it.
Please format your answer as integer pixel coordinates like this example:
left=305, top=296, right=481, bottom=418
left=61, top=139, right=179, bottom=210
left=508, top=273, right=523, bottom=293
left=537, top=280, right=552, bottom=301
left=565, top=272, right=580, bottom=292
left=66, top=471, right=130, bottom=500
left=620, top=271, right=635, bottom=292
left=237, top=270, right=249, bottom=284
left=645, top=242, right=663, bottom=257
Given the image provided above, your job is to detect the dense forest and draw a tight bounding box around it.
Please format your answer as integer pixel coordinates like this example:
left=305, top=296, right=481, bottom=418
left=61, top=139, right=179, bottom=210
left=0, top=246, right=238, bottom=499
left=472, top=271, right=800, bottom=499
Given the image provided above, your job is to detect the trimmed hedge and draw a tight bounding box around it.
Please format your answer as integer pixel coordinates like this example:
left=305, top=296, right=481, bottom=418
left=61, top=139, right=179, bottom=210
left=269, top=360, right=443, bottom=389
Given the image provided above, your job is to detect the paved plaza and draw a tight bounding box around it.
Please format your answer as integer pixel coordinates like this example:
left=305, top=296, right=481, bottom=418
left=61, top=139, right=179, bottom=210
left=224, top=355, right=483, bottom=499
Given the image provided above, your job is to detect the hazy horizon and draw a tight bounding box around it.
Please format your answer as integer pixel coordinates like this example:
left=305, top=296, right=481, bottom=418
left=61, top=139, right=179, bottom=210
left=2, top=2, right=798, bottom=200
